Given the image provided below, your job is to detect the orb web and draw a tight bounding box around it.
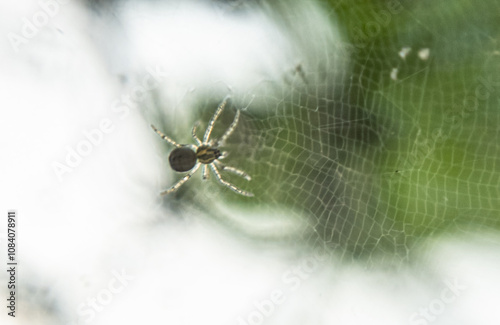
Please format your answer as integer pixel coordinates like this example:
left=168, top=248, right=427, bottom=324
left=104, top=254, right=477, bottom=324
left=163, top=0, right=500, bottom=267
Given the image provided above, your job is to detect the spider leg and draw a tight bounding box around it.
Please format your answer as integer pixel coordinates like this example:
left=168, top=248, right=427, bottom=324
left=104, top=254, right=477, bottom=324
left=209, top=163, right=254, bottom=197
left=160, top=163, right=201, bottom=195
left=214, top=160, right=251, bottom=181
left=202, top=164, right=210, bottom=180
left=191, top=121, right=202, bottom=146
left=151, top=124, right=182, bottom=148
left=218, top=151, right=228, bottom=159
left=203, top=95, right=230, bottom=144
left=216, top=109, right=240, bottom=147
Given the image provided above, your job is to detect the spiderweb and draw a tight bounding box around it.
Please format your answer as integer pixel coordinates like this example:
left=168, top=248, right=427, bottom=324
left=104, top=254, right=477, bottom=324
left=154, top=0, right=500, bottom=267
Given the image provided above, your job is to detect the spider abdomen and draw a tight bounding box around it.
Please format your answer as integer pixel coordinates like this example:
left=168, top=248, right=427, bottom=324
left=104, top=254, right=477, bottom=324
left=196, top=145, right=221, bottom=164
left=169, top=147, right=197, bottom=172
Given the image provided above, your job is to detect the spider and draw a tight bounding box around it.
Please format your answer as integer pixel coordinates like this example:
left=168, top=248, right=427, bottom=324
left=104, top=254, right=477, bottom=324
left=151, top=96, right=254, bottom=197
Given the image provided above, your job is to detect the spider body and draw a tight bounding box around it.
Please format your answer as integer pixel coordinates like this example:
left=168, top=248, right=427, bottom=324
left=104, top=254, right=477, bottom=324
left=168, top=146, right=221, bottom=172
left=151, top=96, right=253, bottom=197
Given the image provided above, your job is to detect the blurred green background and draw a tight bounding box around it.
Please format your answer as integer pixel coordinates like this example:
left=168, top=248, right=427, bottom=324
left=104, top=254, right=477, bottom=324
left=160, top=0, right=500, bottom=265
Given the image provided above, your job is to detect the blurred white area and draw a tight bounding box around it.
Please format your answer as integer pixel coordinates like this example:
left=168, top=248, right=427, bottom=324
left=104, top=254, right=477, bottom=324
left=0, top=0, right=499, bottom=325
left=123, top=1, right=293, bottom=91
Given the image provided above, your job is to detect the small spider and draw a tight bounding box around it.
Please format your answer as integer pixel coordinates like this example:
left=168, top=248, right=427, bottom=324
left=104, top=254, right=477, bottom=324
left=151, top=96, right=254, bottom=197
